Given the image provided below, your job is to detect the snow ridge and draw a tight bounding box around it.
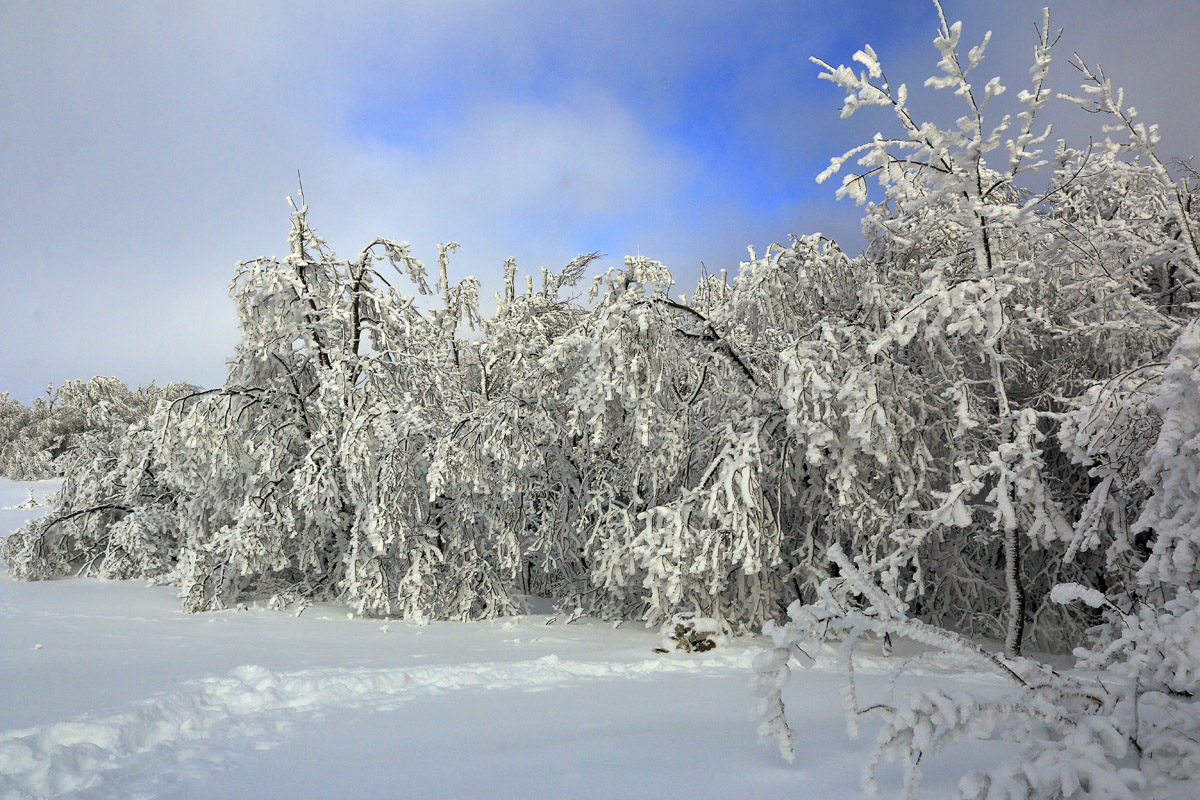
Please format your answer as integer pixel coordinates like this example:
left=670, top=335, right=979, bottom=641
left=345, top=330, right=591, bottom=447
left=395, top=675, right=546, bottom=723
left=0, top=653, right=750, bottom=800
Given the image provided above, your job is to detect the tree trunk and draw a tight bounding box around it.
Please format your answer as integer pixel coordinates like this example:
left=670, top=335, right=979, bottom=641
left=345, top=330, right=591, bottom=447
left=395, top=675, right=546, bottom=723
left=989, top=341, right=1025, bottom=658
left=1003, top=523, right=1025, bottom=657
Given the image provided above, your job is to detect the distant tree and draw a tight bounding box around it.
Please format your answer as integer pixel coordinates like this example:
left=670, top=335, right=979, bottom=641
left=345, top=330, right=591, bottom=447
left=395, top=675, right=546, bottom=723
left=0, top=377, right=200, bottom=482
left=0, top=379, right=198, bottom=579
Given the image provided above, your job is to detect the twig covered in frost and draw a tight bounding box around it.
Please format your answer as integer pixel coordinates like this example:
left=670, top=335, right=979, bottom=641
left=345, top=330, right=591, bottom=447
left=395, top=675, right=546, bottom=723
left=754, top=543, right=1190, bottom=800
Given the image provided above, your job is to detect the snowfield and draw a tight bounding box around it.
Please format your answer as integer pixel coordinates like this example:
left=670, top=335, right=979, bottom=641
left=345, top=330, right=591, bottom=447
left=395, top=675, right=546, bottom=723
left=0, top=478, right=1194, bottom=800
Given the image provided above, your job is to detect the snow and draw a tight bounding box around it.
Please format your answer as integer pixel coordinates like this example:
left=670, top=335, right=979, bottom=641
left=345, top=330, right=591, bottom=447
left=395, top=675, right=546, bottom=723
left=2, top=477, right=1197, bottom=800
left=1049, top=582, right=1109, bottom=609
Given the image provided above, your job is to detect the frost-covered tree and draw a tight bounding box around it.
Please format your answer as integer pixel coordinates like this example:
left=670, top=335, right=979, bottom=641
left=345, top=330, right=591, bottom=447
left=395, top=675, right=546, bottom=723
left=2, top=198, right=609, bottom=621
left=0, top=378, right=184, bottom=480
left=0, top=380, right=197, bottom=580
left=1133, top=321, right=1200, bottom=587
left=154, top=199, right=512, bottom=616
left=529, top=253, right=788, bottom=629
left=0, top=391, right=56, bottom=479
left=804, top=1, right=1198, bottom=655
left=756, top=546, right=1197, bottom=800
left=3, top=4, right=1197, bottom=722
left=756, top=3, right=1200, bottom=796
left=814, top=6, right=1083, bottom=657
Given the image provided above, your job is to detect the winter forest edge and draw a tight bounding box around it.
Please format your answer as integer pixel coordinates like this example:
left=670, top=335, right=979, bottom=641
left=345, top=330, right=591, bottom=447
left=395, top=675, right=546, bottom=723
left=4, top=4, right=1200, bottom=798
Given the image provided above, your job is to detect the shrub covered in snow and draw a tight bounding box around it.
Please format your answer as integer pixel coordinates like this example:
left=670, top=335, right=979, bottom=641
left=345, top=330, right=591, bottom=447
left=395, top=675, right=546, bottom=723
left=755, top=543, right=1200, bottom=799
left=656, top=613, right=729, bottom=653
left=8, top=488, right=43, bottom=510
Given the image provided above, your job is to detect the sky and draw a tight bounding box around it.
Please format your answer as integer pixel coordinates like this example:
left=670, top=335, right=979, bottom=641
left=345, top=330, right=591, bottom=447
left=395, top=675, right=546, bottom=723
left=3, top=0, right=1200, bottom=401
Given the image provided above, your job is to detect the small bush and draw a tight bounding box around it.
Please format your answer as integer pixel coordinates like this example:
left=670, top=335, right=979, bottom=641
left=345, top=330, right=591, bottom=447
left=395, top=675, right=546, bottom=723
left=657, top=613, right=728, bottom=653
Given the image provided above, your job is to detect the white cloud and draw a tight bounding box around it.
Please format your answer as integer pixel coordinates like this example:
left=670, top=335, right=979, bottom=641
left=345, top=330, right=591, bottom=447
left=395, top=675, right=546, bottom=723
left=2, top=1, right=1199, bottom=400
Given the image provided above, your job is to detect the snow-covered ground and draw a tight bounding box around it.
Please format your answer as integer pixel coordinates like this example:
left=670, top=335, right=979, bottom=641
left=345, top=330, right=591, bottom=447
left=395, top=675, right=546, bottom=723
left=0, top=477, right=1194, bottom=800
